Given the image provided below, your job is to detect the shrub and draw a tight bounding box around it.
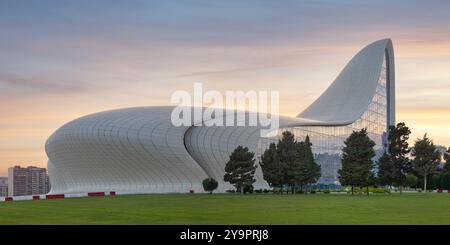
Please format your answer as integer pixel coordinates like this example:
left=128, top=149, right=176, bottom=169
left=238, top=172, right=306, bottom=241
left=254, top=189, right=263, bottom=194
left=202, top=178, right=218, bottom=194
left=296, top=190, right=305, bottom=194
left=310, top=190, right=316, bottom=194
left=243, top=185, right=254, bottom=194
left=225, top=189, right=236, bottom=193
left=263, top=189, right=270, bottom=193
left=323, top=189, right=331, bottom=194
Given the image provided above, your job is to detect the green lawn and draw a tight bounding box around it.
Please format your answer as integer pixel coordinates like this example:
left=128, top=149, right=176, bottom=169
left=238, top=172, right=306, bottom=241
left=0, top=193, right=449, bottom=224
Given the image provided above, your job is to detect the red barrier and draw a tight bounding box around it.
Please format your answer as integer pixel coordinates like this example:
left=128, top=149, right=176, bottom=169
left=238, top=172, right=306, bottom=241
left=46, top=194, right=65, bottom=199
left=4, top=197, right=13, bottom=202
left=437, top=189, right=443, bottom=193
left=33, top=195, right=40, bottom=200
left=448, top=190, right=450, bottom=193
left=88, top=192, right=105, bottom=197
left=109, top=191, right=116, bottom=196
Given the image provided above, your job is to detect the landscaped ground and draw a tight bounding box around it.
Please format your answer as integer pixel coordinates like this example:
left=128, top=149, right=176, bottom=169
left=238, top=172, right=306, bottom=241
left=0, top=193, right=449, bottom=224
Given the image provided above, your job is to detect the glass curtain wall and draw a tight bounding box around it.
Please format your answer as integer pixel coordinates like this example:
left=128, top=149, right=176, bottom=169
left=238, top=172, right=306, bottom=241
left=257, top=52, right=389, bottom=184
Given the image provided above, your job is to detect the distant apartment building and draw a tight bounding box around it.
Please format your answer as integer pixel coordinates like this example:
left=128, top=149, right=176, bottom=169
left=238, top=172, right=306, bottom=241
left=0, top=177, right=7, bottom=196
left=7, top=166, right=50, bottom=196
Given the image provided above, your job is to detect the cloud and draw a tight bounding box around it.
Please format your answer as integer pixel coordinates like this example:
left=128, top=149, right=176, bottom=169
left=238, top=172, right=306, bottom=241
left=0, top=72, right=85, bottom=94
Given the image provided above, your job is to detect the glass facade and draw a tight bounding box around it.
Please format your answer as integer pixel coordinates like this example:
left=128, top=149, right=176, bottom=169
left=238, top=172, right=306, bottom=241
left=257, top=52, right=389, bottom=184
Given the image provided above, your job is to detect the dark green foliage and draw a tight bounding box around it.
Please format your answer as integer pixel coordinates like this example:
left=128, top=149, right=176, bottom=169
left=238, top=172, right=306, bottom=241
left=378, top=152, right=396, bottom=186
left=387, top=122, right=412, bottom=192
left=430, top=173, right=442, bottom=190
left=303, top=136, right=321, bottom=185
left=338, top=128, right=375, bottom=194
left=224, top=145, right=257, bottom=194
left=440, top=172, right=450, bottom=190
left=202, top=178, right=218, bottom=194
left=405, top=174, right=418, bottom=188
left=260, top=143, right=283, bottom=187
left=412, top=134, right=441, bottom=191
left=260, top=131, right=321, bottom=194
left=443, top=147, right=450, bottom=173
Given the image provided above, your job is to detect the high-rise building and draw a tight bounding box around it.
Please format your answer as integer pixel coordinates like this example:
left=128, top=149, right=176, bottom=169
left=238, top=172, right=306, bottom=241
left=7, top=166, right=50, bottom=196
left=0, top=177, right=7, bottom=197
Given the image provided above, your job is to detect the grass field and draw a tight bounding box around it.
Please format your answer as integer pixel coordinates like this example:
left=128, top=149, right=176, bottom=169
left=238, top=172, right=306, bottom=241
left=1, top=193, right=450, bottom=224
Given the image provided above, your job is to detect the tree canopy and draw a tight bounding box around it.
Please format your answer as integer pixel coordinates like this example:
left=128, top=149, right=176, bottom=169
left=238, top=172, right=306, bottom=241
left=224, top=145, right=257, bottom=194
left=338, top=128, right=375, bottom=194
left=260, top=131, right=321, bottom=193
left=202, top=178, right=218, bottom=194
left=412, top=134, right=441, bottom=191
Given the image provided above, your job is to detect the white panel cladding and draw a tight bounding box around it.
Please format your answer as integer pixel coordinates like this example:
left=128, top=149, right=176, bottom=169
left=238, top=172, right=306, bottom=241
left=298, top=39, right=395, bottom=126
left=46, top=107, right=209, bottom=194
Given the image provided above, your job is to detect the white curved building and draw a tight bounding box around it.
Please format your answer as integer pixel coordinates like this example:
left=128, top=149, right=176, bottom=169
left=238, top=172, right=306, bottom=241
left=45, top=39, right=395, bottom=194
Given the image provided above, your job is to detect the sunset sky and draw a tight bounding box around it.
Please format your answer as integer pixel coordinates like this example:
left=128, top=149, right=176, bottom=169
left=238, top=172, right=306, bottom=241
left=1, top=0, right=450, bottom=175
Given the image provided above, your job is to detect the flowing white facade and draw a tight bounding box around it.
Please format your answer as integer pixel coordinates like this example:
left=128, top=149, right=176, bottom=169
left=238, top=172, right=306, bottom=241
left=46, top=39, right=395, bottom=194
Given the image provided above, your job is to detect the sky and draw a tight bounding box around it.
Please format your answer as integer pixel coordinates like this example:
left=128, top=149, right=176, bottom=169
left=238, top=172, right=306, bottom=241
left=1, top=0, right=450, bottom=175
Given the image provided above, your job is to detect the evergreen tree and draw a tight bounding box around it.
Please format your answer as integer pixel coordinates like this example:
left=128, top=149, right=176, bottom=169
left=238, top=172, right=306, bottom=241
left=378, top=152, right=395, bottom=188
left=260, top=143, right=283, bottom=188
left=440, top=172, right=450, bottom=190
left=387, top=122, right=412, bottom=194
left=260, top=132, right=321, bottom=194
left=202, top=178, right=218, bottom=194
left=412, top=134, right=441, bottom=192
left=338, top=129, right=375, bottom=195
left=275, top=131, right=298, bottom=193
left=444, top=147, right=450, bottom=173
left=224, top=145, right=257, bottom=194
left=303, top=136, right=321, bottom=187
left=288, top=141, right=309, bottom=193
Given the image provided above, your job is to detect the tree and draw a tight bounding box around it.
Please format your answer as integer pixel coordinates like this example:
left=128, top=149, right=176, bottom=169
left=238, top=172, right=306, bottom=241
left=412, top=134, right=441, bottom=192
left=387, top=122, right=412, bottom=194
left=440, top=172, right=450, bottom=190
left=301, top=136, right=321, bottom=190
left=405, top=174, right=418, bottom=189
left=444, top=147, right=450, bottom=173
left=202, top=178, right=218, bottom=194
left=338, top=129, right=375, bottom=195
left=378, top=152, right=396, bottom=189
left=224, top=145, right=257, bottom=194
left=276, top=131, right=298, bottom=193
left=260, top=132, right=321, bottom=194
left=260, top=143, right=283, bottom=188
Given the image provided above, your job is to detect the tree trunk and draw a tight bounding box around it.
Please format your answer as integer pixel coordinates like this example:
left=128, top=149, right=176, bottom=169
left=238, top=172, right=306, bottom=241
left=359, top=186, right=362, bottom=195
left=366, top=186, right=369, bottom=195
left=399, top=185, right=402, bottom=195
left=424, top=175, right=427, bottom=193
left=240, top=185, right=244, bottom=195
left=351, top=185, right=354, bottom=195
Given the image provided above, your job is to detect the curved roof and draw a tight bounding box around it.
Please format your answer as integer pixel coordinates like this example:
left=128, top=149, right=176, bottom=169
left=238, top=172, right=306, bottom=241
left=45, top=107, right=210, bottom=194
left=298, top=38, right=395, bottom=126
